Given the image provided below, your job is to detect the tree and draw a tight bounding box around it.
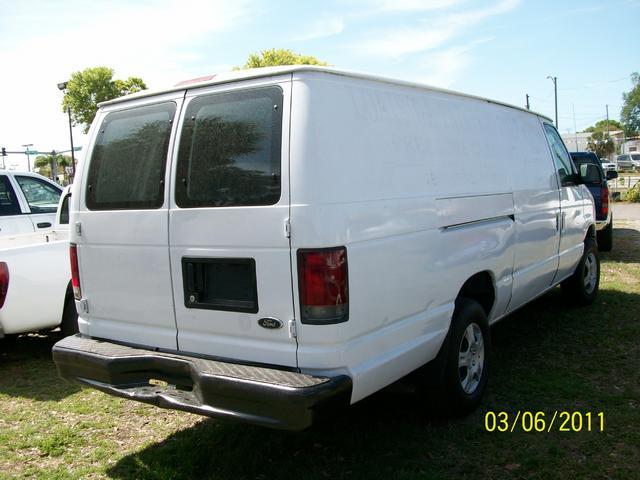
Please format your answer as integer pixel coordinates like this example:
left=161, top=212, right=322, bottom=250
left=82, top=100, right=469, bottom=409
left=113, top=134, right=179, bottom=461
left=584, top=119, right=623, bottom=133
left=621, top=72, right=640, bottom=136
left=586, top=131, right=615, bottom=158
left=34, top=154, right=71, bottom=180
left=61, top=67, right=147, bottom=133
left=235, top=48, right=328, bottom=70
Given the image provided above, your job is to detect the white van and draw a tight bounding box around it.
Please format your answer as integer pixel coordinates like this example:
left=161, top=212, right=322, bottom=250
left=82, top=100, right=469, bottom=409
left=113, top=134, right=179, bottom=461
left=53, top=66, right=599, bottom=430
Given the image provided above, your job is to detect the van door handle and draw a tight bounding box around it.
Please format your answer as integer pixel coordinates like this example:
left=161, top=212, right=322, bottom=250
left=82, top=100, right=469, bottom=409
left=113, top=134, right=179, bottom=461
left=37, top=222, right=52, bottom=229
left=185, top=262, right=205, bottom=296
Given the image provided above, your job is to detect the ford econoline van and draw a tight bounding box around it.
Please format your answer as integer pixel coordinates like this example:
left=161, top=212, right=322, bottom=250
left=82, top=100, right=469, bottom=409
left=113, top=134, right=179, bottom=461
left=53, top=66, right=599, bottom=430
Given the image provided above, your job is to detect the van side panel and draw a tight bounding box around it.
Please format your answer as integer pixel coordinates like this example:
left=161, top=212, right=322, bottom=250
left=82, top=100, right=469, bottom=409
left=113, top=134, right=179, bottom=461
left=290, top=73, right=518, bottom=402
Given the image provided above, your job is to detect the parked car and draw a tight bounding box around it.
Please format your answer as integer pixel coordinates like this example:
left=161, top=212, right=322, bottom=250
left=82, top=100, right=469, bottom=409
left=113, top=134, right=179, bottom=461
left=600, top=159, right=617, bottom=172
left=0, top=171, right=63, bottom=236
left=615, top=154, right=640, bottom=171
left=0, top=186, right=77, bottom=340
left=53, top=66, right=599, bottom=430
left=570, top=152, right=616, bottom=251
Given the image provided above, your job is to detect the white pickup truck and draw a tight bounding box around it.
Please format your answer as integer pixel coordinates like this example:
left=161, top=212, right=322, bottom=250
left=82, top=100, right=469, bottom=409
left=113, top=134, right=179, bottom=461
left=0, top=187, right=77, bottom=339
left=1, top=171, right=63, bottom=236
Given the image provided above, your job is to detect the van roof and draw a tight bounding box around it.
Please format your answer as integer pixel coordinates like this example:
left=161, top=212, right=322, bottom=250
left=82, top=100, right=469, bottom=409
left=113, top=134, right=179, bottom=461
left=99, top=65, right=552, bottom=121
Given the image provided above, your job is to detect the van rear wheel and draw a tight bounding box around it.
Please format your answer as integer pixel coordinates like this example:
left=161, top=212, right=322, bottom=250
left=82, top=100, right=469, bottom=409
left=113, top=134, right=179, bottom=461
left=442, top=298, right=490, bottom=415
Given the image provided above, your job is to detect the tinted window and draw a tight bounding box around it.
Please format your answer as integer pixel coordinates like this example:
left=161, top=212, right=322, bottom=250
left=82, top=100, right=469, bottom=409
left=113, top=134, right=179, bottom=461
left=175, top=87, right=283, bottom=208
left=632, top=154, right=640, bottom=161
left=86, top=102, right=176, bottom=210
left=0, top=175, right=21, bottom=216
left=15, top=176, right=61, bottom=214
left=577, top=163, right=602, bottom=184
left=544, top=124, right=577, bottom=187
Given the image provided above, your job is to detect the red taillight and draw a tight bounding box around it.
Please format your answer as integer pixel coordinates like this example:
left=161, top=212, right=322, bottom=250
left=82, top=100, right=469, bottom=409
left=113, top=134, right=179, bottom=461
left=70, top=244, right=81, bottom=300
left=0, top=262, right=9, bottom=309
left=601, top=186, right=609, bottom=216
left=297, top=247, right=349, bottom=324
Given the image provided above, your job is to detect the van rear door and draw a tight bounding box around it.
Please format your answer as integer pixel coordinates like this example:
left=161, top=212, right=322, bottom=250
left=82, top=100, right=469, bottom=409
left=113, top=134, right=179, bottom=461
left=168, top=77, right=297, bottom=367
left=75, top=92, right=184, bottom=349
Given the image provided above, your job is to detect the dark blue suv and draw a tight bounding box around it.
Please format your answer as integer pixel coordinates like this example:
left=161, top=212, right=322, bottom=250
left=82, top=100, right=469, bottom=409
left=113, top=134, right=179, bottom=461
left=570, top=152, right=617, bottom=251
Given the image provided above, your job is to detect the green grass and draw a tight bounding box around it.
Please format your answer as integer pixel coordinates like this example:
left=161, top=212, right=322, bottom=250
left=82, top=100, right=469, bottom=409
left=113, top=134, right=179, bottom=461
left=1, top=223, right=639, bottom=479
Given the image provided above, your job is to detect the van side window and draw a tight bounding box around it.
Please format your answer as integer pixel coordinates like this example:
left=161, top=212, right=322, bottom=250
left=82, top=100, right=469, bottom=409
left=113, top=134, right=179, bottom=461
left=543, top=124, right=577, bottom=187
left=0, top=175, right=21, bottom=216
left=15, top=176, right=61, bottom=214
left=86, top=102, right=176, bottom=210
left=175, top=87, right=283, bottom=208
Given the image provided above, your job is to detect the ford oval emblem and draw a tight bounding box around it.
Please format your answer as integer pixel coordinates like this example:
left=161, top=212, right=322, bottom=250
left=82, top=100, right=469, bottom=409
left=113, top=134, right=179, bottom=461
left=258, top=317, right=283, bottom=329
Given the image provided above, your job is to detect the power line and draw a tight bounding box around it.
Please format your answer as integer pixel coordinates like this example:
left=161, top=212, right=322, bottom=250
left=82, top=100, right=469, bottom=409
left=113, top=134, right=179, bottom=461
left=558, top=74, right=633, bottom=91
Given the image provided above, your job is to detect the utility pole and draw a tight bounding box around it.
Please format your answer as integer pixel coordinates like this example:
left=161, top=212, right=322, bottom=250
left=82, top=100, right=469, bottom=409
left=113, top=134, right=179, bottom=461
left=51, top=150, right=58, bottom=181
left=22, top=143, right=33, bottom=172
left=547, top=76, right=558, bottom=128
left=525, top=94, right=530, bottom=110
left=572, top=104, right=578, bottom=151
left=605, top=104, right=610, bottom=136
left=66, top=107, right=76, bottom=180
left=58, top=82, right=76, bottom=181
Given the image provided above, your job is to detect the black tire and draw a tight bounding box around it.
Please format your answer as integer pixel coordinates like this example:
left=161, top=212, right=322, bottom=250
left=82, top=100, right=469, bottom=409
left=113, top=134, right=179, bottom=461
left=597, top=218, right=613, bottom=252
left=441, top=298, right=491, bottom=415
left=0, top=334, right=18, bottom=347
left=561, top=238, right=600, bottom=305
left=60, top=289, right=78, bottom=337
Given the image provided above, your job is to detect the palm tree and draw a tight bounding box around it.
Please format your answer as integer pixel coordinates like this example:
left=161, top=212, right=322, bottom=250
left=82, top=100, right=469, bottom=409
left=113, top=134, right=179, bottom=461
left=34, top=154, right=71, bottom=182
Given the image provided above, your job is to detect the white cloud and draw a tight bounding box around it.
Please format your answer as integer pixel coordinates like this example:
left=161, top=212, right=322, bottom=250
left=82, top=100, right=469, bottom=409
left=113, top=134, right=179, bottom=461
left=353, top=0, right=520, bottom=57
left=292, top=16, right=345, bottom=42
left=419, top=47, right=470, bottom=87
left=364, top=0, right=468, bottom=13
left=0, top=0, right=253, bottom=169
left=344, top=0, right=468, bottom=15
left=414, top=37, right=494, bottom=88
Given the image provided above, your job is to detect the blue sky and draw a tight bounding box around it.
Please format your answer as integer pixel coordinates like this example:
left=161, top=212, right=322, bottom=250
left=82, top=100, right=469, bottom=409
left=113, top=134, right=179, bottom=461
left=0, top=0, right=638, bottom=170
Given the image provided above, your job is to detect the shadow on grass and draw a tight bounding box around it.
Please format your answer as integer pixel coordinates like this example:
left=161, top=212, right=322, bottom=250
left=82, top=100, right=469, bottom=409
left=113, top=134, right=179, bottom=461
left=106, top=288, right=640, bottom=480
left=0, top=331, right=80, bottom=401
left=604, top=227, right=640, bottom=263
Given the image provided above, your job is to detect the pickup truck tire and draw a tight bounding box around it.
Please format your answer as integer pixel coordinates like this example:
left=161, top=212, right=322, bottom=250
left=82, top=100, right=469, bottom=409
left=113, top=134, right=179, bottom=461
left=561, top=238, right=600, bottom=306
left=442, top=298, right=490, bottom=415
left=597, top=218, right=613, bottom=252
left=60, top=291, right=78, bottom=337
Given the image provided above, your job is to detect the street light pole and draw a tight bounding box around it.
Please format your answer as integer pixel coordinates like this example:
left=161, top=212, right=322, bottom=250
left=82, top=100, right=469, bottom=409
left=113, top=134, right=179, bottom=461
left=57, top=81, right=76, bottom=182
left=547, top=76, right=558, bottom=128
left=66, top=107, right=76, bottom=180
left=22, top=143, right=33, bottom=172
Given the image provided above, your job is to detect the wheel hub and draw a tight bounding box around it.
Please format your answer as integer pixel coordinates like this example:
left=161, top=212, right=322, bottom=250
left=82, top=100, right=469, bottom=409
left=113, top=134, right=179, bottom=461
left=458, top=323, right=485, bottom=394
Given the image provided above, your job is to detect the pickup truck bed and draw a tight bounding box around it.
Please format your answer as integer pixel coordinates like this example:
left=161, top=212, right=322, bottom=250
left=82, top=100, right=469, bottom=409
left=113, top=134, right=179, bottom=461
left=0, top=229, right=71, bottom=336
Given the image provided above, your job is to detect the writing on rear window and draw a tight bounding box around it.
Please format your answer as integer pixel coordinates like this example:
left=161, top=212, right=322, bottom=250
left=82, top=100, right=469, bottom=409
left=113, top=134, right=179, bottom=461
left=175, top=86, right=283, bottom=208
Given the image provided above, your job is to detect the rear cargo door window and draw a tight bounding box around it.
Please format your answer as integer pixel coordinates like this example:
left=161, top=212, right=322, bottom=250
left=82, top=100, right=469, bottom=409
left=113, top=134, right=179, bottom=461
left=86, top=102, right=176, bottom=210
left=175, top=87, right=282, bottom=208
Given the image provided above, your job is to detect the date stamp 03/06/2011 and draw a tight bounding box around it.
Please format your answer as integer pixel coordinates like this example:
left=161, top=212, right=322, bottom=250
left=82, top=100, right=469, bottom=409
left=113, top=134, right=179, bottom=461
left=484, top=411, right=605, bottom=433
